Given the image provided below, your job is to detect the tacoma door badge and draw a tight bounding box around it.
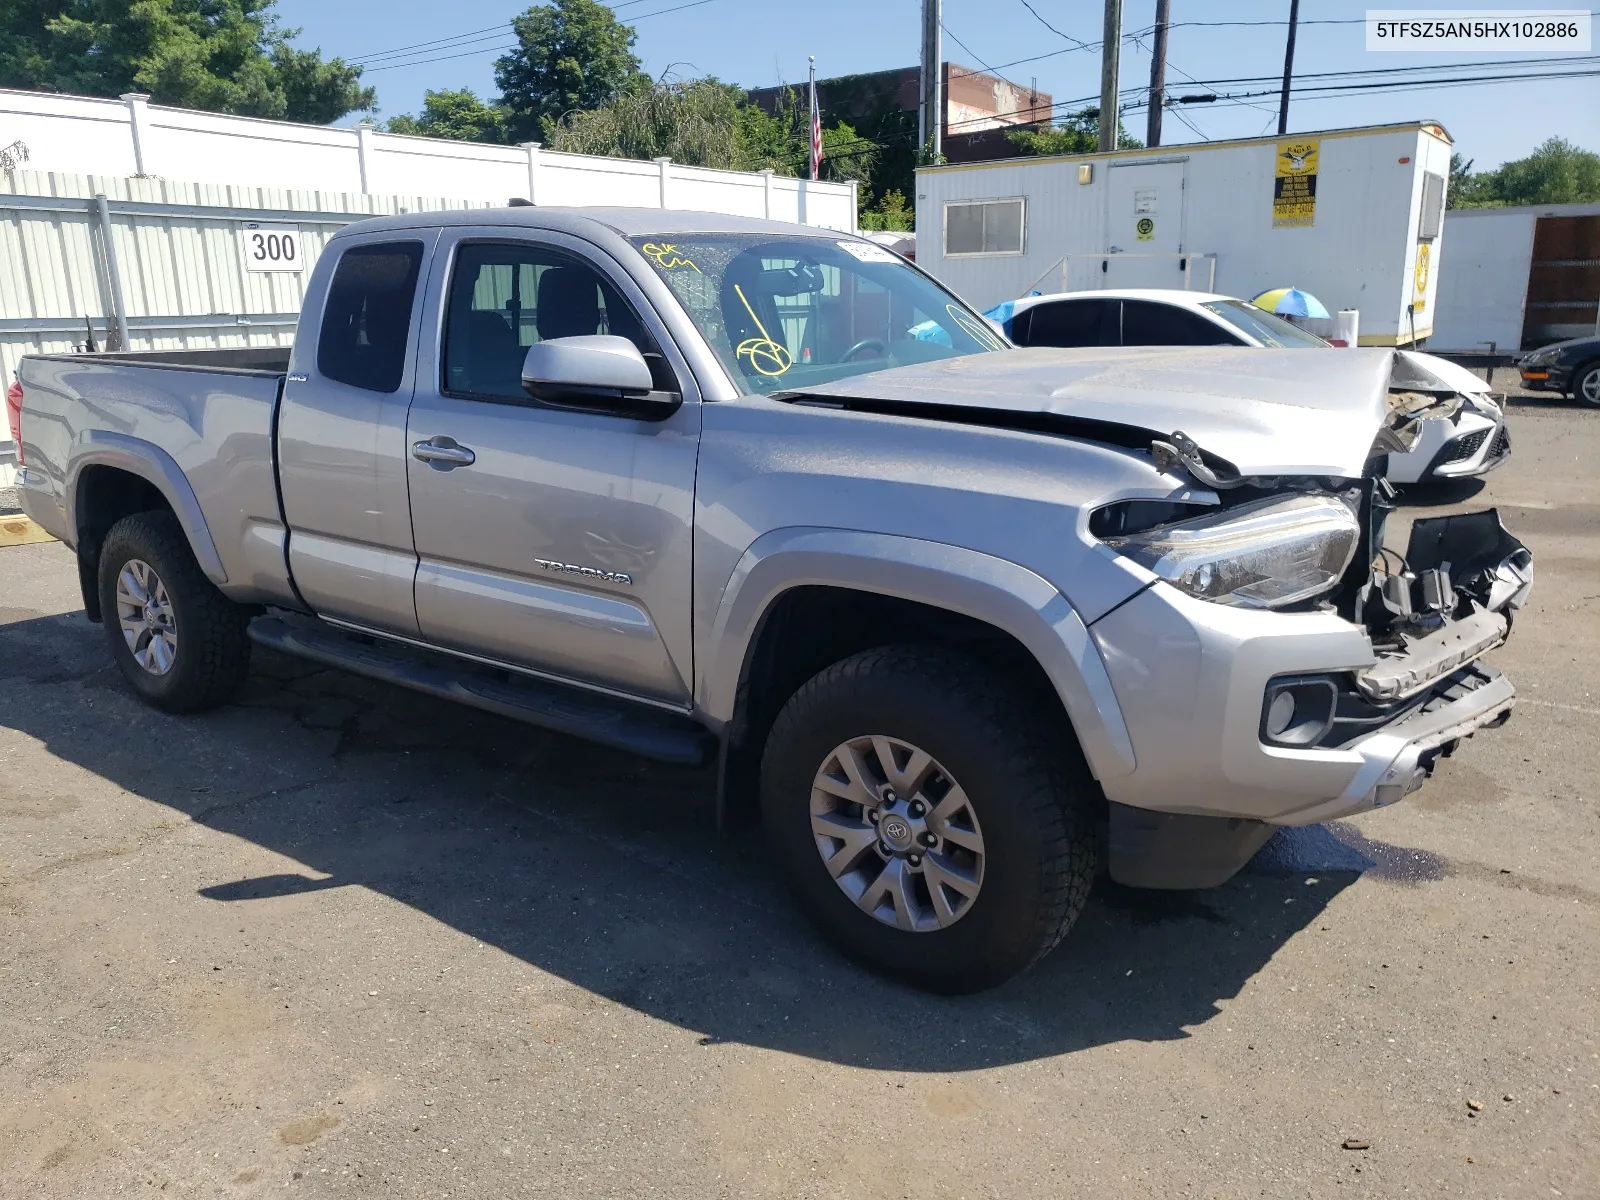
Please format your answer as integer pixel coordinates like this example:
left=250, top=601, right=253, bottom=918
left=533, top=558, right=633, bottom=586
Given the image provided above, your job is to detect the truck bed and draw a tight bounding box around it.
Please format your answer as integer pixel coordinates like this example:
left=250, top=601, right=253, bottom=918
left=55, top=347, right=292, bottom=375
left=15, top=348, right=296, bottom=608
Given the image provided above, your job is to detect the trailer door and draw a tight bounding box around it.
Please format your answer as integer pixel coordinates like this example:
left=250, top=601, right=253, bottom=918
left=1103, top=160, right=1188, bottom=290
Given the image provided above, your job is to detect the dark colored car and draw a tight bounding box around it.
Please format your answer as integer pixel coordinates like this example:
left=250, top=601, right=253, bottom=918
left=1518, top=334, right=1600, bottom=406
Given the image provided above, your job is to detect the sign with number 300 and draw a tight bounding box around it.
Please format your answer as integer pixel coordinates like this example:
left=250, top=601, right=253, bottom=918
left=240, top=222, right=303, bottom=273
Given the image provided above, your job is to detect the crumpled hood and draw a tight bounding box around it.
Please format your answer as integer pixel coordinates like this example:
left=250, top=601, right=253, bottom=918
left=1396, top=349, right=1496, bottom=398
left=783, top=345, right=1398, bottom=477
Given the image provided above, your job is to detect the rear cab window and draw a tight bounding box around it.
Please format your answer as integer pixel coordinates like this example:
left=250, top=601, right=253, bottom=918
left=317, top=242, right=424, bottom=393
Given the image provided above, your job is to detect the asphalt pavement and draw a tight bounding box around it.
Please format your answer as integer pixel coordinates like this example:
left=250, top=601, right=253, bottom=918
left=1, top=380, right=1596, bottom=1198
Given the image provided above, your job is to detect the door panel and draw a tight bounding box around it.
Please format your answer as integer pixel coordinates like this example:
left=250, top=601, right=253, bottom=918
left=1103, top=161, right=1189, bottom=290
left=405, top=230, right=701, bottom=705
left=280, top=233, right=438, bottom=635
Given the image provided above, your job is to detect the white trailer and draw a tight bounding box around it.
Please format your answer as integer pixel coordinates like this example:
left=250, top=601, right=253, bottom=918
left=916, top=121, right=1453, bottom=346
left=1430, top=201, right=1600, bottom=353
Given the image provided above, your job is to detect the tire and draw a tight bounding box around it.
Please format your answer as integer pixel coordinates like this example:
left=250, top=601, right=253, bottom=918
left=1573, top=361, right=1600, bottom=407
left=97, top=510, right=251, bottom=713
left=760, top=645, right=1098, bottom=993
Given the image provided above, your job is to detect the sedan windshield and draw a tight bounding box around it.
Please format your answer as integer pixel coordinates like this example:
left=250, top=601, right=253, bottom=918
left=1200, top=299, right=1329, bottom=348
left=629, top=234, right=1006, bottom=392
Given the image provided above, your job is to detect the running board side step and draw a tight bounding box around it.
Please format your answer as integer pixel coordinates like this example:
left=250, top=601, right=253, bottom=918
left=247, top=616, right=716, bottom=767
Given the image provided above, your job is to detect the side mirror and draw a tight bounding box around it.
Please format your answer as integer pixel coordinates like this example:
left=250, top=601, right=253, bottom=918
left=521, top=335, right=678, bottom=418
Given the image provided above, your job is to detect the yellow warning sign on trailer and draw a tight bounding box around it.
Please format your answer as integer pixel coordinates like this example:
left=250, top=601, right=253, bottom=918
left=1413, top=242, right=1431, bottom=311
left=1273, top=139, right=1320, bottom=228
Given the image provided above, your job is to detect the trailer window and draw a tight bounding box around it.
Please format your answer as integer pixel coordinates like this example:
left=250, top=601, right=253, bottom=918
left=1418, top=172, right=1446, bottom=241
left=944, top=199, right=1025, bottom=256
left=317, top=242, right=424, bottom=394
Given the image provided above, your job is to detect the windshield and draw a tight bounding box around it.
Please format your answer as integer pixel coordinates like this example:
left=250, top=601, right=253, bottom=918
left=629, top=233, right=1006, bottom=392
left=1201, top=299, right=1329, bottom=348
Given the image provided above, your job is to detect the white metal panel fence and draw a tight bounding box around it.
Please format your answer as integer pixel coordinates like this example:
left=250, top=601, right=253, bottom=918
left=0, top=88, right=857, bottom=229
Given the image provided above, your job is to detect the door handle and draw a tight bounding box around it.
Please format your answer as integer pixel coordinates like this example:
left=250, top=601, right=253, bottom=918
left=411, top=437, right=476, bottom=469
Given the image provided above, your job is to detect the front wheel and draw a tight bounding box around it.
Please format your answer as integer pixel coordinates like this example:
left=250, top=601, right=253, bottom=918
left=97, top=511, right=251, bottom=713
left=1574, top=361, right=1600, bottom=407
left=760, top=645, right=1098, bottom=993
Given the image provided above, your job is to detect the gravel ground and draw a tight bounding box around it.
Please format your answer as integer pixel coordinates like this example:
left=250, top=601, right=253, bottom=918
left=0, top=388, right=1596, bottom=1198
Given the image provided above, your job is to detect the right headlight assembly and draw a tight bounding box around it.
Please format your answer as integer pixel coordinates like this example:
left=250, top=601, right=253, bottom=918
left=1104, top=493, right=1361, bottom=609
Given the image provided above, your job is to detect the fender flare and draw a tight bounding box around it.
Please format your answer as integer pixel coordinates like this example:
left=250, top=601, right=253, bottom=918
left=66, top=430, right=229, bottom=585
left=700, top=527, right=1136, bottom=782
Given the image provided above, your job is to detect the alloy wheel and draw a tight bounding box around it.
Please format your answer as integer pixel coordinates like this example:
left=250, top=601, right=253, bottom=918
left=115, top=558, right=178, bottom=675
left=809, top=734, right=986, bottom=932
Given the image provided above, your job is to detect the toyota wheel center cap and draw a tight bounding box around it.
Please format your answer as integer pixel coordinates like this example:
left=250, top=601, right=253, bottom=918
left=880, top=816, right=914, bottom=850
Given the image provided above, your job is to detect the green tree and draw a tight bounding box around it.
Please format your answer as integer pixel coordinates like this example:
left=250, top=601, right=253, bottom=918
left=0, top=0, right=373, bottom=124
left=1450, top=138, right=1600, bottom=208
left=821, top=120, right=875, bottom=189
left=859, top=188, right=912, bottom=232
left=494, top=0, right=643, bottom=143
left=735, top=84, right=807, bottom=174
left=387, top=89, right=508, bottom=143
left=547, top=76, right=746, bottom=165
left=1007, top=107, right=1143, bottom=156
left=1487, top=137, right=1600, bottom=205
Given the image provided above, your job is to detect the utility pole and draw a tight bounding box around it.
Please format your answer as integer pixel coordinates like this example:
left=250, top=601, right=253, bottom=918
left=920, top=0, right=943, bottom=161
left=1277, top=0, right=1300, bottom=136
left=1099, top=0, right=1123, bottom=153
left=1146, top=0, right=1170, bottom=148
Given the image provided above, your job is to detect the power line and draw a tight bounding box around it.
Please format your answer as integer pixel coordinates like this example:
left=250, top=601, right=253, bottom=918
left=353, top=0, right=723, bottom=73
left=945, top=54, right=1600, bottom=132
left=1118, top=65, right=1600, bottom=114
left=353, top=25, right=508, bottom=65
left=1011, top=0, right=1093, bottom=49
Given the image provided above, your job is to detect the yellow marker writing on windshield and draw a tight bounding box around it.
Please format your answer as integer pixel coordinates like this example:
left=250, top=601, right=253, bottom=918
left=947, top=304, right=1007, bottom=351
left=641, top=242, right=702, bottom=273
left=733, top=283, right=793, bottom=377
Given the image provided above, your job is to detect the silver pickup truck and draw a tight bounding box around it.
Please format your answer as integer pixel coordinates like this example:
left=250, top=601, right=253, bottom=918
left=10, top=208, right=1532, bottom=992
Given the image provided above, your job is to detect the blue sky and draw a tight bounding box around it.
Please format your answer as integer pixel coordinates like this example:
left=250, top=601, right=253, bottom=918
left=274, top=0, right=1599, bottom=168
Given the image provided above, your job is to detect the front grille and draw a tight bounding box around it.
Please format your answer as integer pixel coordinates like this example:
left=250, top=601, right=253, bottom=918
left=1439, top=428, right=1489, bottom=464
left=1487, top=425, right=1510, bottom=459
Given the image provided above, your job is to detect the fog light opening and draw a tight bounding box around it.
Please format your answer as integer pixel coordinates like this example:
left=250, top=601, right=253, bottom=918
left=1266, top=689, right=1297, bottom=737
left=1261, top=677, right=1339, bottom=748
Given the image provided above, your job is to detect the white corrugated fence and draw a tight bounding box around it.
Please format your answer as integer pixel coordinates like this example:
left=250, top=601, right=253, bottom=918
left=0, top=168, right=494, bottom=386
left=2, top=90, right=859, bottom=464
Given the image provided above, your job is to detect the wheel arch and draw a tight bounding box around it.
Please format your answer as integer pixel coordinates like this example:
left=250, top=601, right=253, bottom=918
left=704, top=528, right=1137, bottom=827
left=68, top=432, right=228, bottom=621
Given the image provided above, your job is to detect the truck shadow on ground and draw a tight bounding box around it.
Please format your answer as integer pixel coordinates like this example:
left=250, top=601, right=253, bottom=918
left=1, top=607, right=1399, bottom=1072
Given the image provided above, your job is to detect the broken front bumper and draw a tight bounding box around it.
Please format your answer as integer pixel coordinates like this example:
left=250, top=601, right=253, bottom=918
left=1089, top=508, right=1531, bottom=829
left=1333, top=662, right=1513, bottom=812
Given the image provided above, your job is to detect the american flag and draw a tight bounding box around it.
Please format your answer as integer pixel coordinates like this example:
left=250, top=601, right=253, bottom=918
left=808, top=61, right=823, bottom=181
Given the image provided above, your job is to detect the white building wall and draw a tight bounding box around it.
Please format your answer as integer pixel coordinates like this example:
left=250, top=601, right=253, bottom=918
left=916, top=124, right=1447, bottom=343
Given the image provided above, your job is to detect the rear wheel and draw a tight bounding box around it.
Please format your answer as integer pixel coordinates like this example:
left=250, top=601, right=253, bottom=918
left=97, top=511, right=251, bottom=712
left=761, top=645, right=1098, bottom=993
left=1574, top=361, right=1600, bottom=407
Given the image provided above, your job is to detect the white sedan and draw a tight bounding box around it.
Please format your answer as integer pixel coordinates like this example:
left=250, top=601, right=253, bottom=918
left=994, top=289, right=1509, bottom=485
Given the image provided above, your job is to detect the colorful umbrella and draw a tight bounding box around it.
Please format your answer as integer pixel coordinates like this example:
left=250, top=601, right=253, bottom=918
left=1251, top=287, right=1330, bottom=320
